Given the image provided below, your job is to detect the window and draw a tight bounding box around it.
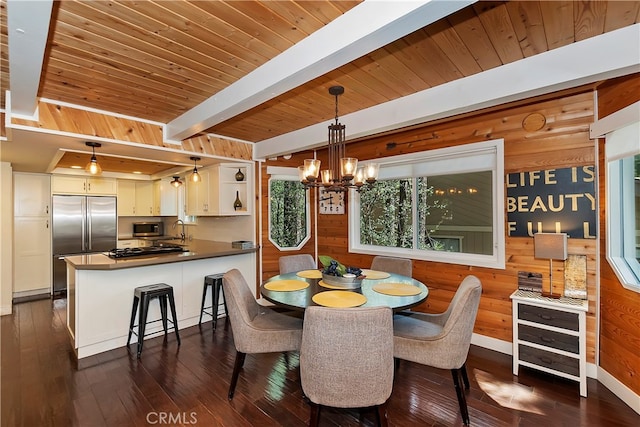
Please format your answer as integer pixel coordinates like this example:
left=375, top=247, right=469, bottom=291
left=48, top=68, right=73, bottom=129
left=350, top=139, right=505, bottom=269
left=268, top=168, right=310, bottom=250
left=605, top=118, right=640, bottom=291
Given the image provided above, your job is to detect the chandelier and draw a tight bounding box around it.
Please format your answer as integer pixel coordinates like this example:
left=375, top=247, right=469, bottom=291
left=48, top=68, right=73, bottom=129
left=299, top=86, right=379, bottom=192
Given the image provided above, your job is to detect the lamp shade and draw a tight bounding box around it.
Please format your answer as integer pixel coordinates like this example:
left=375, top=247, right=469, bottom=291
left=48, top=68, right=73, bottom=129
left=534, top=233, right=568, bottom=260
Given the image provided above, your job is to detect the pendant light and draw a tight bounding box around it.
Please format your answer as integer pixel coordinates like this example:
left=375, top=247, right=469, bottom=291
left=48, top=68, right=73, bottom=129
left=170, top=176, right=183, bottom=188
left=85, top=142, right=102, bottom=175
left=190, top=156, right=201, bottom=182
left=300, top=86, right=378, bottom=193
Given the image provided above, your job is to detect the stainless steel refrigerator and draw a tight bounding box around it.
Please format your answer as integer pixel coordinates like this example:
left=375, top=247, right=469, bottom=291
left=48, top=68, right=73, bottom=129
left=52, top=195, right=117, bottom=293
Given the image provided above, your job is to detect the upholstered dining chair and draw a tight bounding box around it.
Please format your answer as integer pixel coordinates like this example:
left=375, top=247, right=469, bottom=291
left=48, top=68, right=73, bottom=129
left=393, top=275, right=482, bottom=425
left=300, top=306, right=394, bottom=427
left=222, top=269, right=303, bottom=400
left=370, top=255, right=412, bottom=277
left=279, top=254, right=316, bottom=274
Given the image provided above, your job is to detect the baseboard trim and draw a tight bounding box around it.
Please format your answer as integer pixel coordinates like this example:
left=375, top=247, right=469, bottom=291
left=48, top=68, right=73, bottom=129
left=597, top=367, right=640, bottom=415
left=13, top=289, right=50, bottom=304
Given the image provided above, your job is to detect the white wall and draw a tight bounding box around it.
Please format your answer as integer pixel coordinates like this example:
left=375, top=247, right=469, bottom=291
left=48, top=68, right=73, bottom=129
left=187, top=216, right=255, bottom=243
left=1, top=162, right=13, bottom=315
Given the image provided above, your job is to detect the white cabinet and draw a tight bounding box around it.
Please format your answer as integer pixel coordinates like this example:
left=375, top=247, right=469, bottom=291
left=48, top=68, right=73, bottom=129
left=13, top=173, right=51, bottom=294
left=154, top=178, right=178, bottom=216
left=135, top=181, right=154, bottom=216
left=117, top=180, right=155, bottom=216
left=185, top=163, right=251, bottom=216
left=14, top=172, right=50, bottom=216
left=511, top=290, right=588, bottom=397
left=186, top=169, right=212, bottom=215
left=52, top=175, right=116, bottom=195
left=117, top=180, right=136, bottom=216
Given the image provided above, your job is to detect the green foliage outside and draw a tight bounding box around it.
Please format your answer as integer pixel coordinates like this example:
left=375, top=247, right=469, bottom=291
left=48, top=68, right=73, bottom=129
left=269, top=180, right=307, bottom=248
left=360, top=178, right=448, bottom=250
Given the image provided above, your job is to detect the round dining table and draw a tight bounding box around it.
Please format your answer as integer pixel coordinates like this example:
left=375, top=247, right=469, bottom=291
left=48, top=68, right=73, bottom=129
left=261, top=270, right=428, bottom=311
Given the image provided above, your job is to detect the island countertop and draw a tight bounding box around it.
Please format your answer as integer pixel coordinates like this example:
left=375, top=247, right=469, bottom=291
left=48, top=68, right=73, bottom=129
left=65, top=239, right=258, bottom=270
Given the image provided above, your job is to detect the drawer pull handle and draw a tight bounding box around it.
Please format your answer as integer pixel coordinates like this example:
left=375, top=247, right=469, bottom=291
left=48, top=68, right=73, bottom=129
left=538, top=314, right=553, bottom=320
left=540, top=336, right=554, bottom=343
left=540, top=356, right=553, bottom=364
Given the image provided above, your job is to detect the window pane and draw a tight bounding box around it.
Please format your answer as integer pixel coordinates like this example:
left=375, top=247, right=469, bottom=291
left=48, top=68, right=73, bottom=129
left=349, top=139, right=505, bottom=269
left=418, top=171, right=493, bottom=255
left=359, top=179, right=413, bottom=248
left=269, top=180, right=308, bottom=248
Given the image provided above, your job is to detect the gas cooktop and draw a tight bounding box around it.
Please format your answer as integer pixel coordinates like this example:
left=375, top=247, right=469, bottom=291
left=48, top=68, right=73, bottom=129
left=107, top=245, right=187, bottom=259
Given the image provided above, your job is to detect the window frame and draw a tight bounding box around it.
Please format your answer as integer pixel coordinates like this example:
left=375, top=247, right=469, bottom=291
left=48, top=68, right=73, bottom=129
left=349, top=139, right=505, bottom=269
left=603, top=113, right=640, bottom=292
left=267, top=166, right=311, bottom=251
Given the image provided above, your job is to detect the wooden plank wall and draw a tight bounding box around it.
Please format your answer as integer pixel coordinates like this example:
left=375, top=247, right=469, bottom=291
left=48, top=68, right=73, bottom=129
left=595, top=73, right=640, bottom=396
left=261, top=88, right=601, bottom=362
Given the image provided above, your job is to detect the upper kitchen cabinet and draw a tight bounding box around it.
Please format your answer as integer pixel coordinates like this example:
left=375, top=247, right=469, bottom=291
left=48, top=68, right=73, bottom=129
left=186, top=163, right=252, bottom=216
left=154, top=178, right=178, bottom=216
left=186, top=169, right=212, bottom=216
left=52, top=175, right=116, bottom=195
left=14, top=172, right=50, bottom=216
left=117, top=180, right=155, bottom=216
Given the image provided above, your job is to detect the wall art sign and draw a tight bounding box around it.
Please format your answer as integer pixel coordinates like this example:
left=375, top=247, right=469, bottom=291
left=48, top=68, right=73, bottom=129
left=506, top=166, right=596, bottom=238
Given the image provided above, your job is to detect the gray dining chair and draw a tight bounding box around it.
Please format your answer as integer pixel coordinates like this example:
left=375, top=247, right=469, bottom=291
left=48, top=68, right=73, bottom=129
left=222, top=269, right=303, bottom=400
left=279, top=254, right=316, bottom=274
left=393, top=275, right=482, bottom=426
left=300, top=306, right=394, bottom=427
left=370, top=255, right=412, bottom=277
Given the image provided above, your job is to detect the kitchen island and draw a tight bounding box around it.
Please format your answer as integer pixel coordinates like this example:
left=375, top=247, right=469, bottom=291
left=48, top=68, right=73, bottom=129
left=64, top=239, right=258, bottom=363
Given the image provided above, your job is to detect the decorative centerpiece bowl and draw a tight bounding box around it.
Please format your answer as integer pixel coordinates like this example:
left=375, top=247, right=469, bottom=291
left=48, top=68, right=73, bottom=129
left=321, top=273, right=363, bottom=289
left=319, top=255, right=365, bottom=289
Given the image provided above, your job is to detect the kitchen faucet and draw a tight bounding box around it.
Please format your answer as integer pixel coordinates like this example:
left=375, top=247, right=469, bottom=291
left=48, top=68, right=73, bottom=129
left=172, top=219, right=186, bottom=242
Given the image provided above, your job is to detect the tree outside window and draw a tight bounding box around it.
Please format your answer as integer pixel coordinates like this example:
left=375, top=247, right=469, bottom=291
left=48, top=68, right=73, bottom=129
left=269, top=179, right=309, bottom=249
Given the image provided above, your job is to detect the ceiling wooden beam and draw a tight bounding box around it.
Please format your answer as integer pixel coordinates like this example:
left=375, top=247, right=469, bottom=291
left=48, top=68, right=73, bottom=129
left=255, top=24, right=640, bottom=160
left=7, top=0, right=53, bottom=118
left=165, top=0, right=475, bottom=142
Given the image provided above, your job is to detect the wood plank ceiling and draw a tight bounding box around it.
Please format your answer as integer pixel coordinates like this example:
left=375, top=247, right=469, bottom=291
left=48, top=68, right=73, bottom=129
left=1, top=0, right=639, bottom=175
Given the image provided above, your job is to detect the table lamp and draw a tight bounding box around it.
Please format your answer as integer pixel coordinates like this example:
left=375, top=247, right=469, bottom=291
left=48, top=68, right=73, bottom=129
left=534, top=232, right=568, bottom=298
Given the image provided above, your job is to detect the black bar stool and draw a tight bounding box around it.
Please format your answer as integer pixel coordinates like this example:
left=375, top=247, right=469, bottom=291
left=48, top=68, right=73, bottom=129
left=127, top=283, right=180, bottom=358
left=199, top=273, right=227, bottom=330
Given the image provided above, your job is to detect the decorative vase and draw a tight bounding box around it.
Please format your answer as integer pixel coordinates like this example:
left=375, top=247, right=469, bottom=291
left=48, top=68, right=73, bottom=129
left=233, top=191, right=242, bottom=211
left=235, top=168, right=245, bottom=181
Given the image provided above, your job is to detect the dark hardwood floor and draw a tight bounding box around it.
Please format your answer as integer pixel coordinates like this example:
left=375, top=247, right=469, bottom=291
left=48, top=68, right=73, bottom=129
left=1, top=298, right=638, bottom=426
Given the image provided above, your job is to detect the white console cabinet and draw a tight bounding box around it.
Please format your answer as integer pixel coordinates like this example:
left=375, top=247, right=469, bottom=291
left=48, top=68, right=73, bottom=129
left=511, top=290, right=588, bottom=396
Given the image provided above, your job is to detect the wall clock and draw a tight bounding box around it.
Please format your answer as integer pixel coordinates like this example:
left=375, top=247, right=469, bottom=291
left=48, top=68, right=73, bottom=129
left=318, top=188, right=345, bottom=214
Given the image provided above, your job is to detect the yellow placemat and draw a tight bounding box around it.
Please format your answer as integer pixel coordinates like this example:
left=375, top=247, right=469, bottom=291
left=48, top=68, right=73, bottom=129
left=296, top=269, right=322, bottom=279
left=318, top=280, right=345, bottom=289
left=372, top=283, right=422, bottom=296
left=312, top=291, right=367, bottom=308
left=264, top=280, right=310, bottom=292
left=362, top=269, right=391, bottom=279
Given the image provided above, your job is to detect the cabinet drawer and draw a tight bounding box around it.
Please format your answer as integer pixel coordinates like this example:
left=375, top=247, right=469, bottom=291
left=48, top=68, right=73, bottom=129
left=519, top=344, right=579, bottom=376
left=518, top=304, right=578, bottom=331
left=518, top=324, right=579, bottom=354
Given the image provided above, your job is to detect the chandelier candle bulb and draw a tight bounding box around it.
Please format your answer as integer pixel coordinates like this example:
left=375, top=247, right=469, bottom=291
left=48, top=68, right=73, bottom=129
left=321, top=170, right=333, bottom=186
left=304, top=159, right=320, bottom=181
left=340, top=158, right=358, bottom=180
left=298, top=166, right=308, bottom=184
left=365, top=163, right=379, bottom=182
left=354, top=168, right=365, bottom=185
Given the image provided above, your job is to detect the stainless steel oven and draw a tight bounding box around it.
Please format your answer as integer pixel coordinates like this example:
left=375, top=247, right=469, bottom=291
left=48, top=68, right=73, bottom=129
left=133, top=222, right=163, bottom=237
